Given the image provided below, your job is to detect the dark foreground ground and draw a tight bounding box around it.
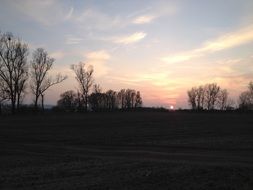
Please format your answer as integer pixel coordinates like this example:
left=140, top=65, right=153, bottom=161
left=0, top=111, right=253, bottom=190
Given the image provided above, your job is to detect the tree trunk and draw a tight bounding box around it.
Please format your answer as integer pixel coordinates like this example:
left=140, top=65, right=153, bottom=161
left=17, top=93, right=21, bottom=112
left=11, top=98, right=16, bottom=114
left=41, top=94, right=44, bottom=111
left=34, top=95, right=39, bottom=111
left=85, top=96, right=88, bottom=112
left=84, top=93, right=88, bottom=112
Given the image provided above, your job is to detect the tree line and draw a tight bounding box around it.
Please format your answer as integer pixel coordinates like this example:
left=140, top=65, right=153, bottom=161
left=187, top=82, right=253, bottom=111
left=0, top=32, right=143, bottom=114
left=56, top=87, right=142, bottom=112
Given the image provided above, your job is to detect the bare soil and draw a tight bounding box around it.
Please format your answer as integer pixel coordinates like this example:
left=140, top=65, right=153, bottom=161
left=1, top=112, right=253, bottom=189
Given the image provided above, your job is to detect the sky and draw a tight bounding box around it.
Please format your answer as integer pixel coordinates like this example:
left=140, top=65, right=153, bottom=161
left=0, top=0, right=253, bottom=108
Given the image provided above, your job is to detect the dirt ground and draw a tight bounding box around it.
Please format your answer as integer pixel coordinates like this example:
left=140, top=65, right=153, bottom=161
left=1, top=112, right=253, bottom=189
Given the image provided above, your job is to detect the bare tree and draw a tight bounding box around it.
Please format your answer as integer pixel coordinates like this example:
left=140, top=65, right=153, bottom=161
left=218, top=89, right=228, bottom=110
left=249, top=81, right=253, bottom=95
left=88, top=84, right=103, bottom=111
left=135, top=91, right=142, bottom=108
left=187, top=87, right=197, bottom=110
left=89, top=92, right=101, bottom=111
left=196, top=86, right=205, bottom=110
left=125, top=89, right=134, bottom=109
left=93, top=84, right=102, bottom=93
left=71, top=62, right=93, bottom=112
left=130, top=90, right=136, bottom=108
left=117, top=89, right=142, bottom=109
left=15, top=42, right=29, bottom=110
left=239, top=91, right=252, bottom=110
left=88, top=88, right=142, bottom=111
left=0, top=78, right=9, bottom=114
left=30, top=48, right=67, bottom=110
left=205, top=83, right=220, bottom=110
left=57, top=90, right=77, bottom=112
left=118, top=89, right=126, bottom=109
left=39, top=74, right=67, bottom=110
left=226, top=98, right=235, bottom=110
left=106, top=90, right=117, bottom=110
left=187, top=84, right=230, bottom=110
left=238, top=81, right=253, bottom=110
left=0, top=32, right=29, bottom=113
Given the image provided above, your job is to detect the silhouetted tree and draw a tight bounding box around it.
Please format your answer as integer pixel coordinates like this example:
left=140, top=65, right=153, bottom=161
left=16, top=42, right=29, bottom=111
left=57, top=90, right=77, bottom=112
left=106, top=90, right=118, bottom=110
left=118, top=89, right=126, bottom=109
left=30, top=48, right=67, bottom=111
left=93, top=84, right=102, bottom=93
left=187, top=87, right=197, bottom=110
left=89, top=92, right=101, bottom=111
left=125, top=89, right=132, bottom=109
left=226, top=98, right=235, bottom=110
left=187, top=83, right=231, bottom=110
left=71, top=62, right=94, bottom=112
left=238, top=81, right=253, bottom=110
left=239, top=91, right=252, bottom=110
left=205, top=83, right=220, bottom=110
left=88, top=84, right=102, bottom=111
left=249, top=81, right=253, bottom=93
left=135, top=91, right=142, bottom=107
left=187, top=86, right=207, bottom=110
left=0, top=78, right=8, bottom=114
left=88, top=87, right=142, bottom=111
left=0, top=32, right=29, bottom=113
left=196, top=86, right=205, bottom=110
left=218, top=89, right=228, bottom=110
left=116, top=89, right=142, bottom=109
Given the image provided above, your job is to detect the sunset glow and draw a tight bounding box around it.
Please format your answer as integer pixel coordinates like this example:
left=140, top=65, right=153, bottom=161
left=1, top=0, right=253, bottom=108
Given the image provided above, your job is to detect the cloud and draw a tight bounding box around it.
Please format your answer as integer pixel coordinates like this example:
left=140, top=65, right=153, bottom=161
left=131, top=2, right=178, bottom=25
left=86, top=50, right=110, bottom=60
left=161, top=53, right=197, bottom=64
left=200, top=25, right=253, bottom=52
left=65, top=35, right=83, bottom=45
left=132, top=15, right=156, bottom=24
left=161, top=25, right=253, bottom=63
left=84, top=50, right=111, bottom=77
left=114, top=32, right=147, bottom=45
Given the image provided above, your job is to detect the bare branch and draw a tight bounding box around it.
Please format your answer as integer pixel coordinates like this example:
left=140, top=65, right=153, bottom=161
left=71, top=62, right=94, bottom=111
left=30, top=48, right=67, bottom=110
left=0, top=32, right=29, bottom=113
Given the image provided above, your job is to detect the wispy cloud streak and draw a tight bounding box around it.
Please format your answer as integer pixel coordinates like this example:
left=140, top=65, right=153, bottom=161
left=132, top=15, right=156, bottom=24
left=162, top=25, right=253, bottom=63
left=114, top=32, right=147, bottom=44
